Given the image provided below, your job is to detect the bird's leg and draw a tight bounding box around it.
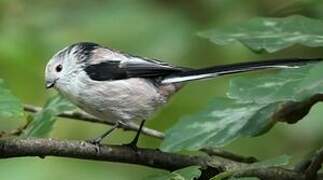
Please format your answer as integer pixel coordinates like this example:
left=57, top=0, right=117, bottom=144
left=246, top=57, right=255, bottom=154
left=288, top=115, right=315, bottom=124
left=86, top=122, right=119, bottom=145
left=124, top=120, right=146, bottom=151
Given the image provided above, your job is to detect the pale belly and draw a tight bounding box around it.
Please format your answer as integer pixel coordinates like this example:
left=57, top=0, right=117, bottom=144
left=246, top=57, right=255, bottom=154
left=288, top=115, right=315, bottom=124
left=58, top=77, right=168, bottom=124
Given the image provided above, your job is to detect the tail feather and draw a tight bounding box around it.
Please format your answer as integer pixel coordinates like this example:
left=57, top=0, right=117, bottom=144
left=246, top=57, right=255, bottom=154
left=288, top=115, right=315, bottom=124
left=161, top=58, right=322, bottom=84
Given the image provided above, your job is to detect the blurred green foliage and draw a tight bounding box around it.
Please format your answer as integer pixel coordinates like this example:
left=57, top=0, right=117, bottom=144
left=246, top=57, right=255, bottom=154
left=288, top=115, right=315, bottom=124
left=1, top=0, right=323, bottom=179
left=0, top=79, right=23, bottom=119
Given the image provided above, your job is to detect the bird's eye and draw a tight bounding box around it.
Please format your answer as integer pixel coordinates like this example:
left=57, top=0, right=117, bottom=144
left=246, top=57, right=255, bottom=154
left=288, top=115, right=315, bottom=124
left=56, top=64, right=63, bottom=72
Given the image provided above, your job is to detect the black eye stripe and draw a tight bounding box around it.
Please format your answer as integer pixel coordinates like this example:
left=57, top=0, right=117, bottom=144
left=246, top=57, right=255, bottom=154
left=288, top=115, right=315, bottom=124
left=56, top=64, right=63, bottom=72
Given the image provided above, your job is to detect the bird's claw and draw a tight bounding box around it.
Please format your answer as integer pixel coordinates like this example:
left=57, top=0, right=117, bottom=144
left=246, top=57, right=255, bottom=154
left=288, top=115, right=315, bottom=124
left=85, top=138, right=102, bottom=154
left=123, top=142, right=138, bottom=152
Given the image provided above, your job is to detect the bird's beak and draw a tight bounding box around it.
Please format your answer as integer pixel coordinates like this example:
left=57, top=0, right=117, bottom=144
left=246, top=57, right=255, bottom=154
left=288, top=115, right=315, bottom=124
left=46, top=81, right=55, bottom=89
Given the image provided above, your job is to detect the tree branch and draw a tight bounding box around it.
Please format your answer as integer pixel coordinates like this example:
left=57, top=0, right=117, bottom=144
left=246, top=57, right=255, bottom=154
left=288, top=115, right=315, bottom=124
left=0, top=138, right=319, bottom=180
left=0, top=138, right=209, bottom=171
left=23, top=104, right=165, bottom=139
left=21, top=104, right=323, bottom=179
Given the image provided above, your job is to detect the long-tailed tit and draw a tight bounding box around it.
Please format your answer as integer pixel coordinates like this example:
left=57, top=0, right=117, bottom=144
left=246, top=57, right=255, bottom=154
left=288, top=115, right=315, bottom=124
left=45, top=42, right=322, bottom=148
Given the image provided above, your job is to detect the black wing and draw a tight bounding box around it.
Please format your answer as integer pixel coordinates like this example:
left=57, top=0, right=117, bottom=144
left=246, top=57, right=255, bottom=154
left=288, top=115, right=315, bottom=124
left=84, top=58, right=186, bottom=81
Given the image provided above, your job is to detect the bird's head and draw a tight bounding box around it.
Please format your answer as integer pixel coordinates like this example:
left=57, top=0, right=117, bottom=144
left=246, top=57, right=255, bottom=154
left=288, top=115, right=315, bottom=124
left=45, top=42, right=100, bottom=89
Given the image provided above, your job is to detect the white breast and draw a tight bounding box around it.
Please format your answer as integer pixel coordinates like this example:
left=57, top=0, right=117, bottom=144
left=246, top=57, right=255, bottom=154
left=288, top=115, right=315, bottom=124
left=56, top=71, right=168, bottom=124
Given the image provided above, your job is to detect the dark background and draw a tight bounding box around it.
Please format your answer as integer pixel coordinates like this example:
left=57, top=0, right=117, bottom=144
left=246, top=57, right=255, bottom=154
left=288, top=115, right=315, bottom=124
left=0, top=0, right=323, bottom=179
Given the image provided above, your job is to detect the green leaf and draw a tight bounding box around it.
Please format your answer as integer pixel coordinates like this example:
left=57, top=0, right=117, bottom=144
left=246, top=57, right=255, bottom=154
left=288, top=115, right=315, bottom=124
left=198, top=15, right=323, bottom=53
left=227, top=65, right=319, bottom=103
left=161, top=63, right=323, bottom=152
left=0, top=79, right=23, bottom=119
left=145, top=166, right=201, bottom=180
left=211, top=155, right=290, bottom=180
left=22, top=95, right=75, bottom=137
left=161, top=98, right=265, bottom=152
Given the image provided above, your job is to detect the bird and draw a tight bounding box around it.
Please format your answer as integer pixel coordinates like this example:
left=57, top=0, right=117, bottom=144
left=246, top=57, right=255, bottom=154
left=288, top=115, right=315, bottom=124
left=45, top=42, right=322, bottom=149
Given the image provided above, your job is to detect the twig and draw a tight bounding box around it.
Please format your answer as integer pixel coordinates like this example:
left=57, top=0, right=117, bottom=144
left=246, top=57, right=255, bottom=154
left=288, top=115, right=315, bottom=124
left=23, top=104, right=165, bottom=139
left=234, top=167, right=323, bottom=180
left=295, top=154, right=313, bottom=173
left=202, top=148, right=258, bottom=163
left=0, top=118, right=32, bottom=138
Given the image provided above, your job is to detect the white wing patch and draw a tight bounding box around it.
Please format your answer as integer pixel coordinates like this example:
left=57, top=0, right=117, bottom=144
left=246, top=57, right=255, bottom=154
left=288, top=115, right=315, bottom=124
left=161, top=73, right=217, bottom=84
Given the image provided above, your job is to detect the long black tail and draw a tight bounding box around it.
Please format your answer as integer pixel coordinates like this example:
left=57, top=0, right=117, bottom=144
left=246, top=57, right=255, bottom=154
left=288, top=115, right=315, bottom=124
left=161, top=58, right=323, bottom=84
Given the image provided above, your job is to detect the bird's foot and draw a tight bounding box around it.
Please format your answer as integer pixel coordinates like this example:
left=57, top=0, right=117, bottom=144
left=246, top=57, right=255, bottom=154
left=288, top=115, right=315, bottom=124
left=123, top=141, right=138, bottom=152
left=86, top=138, right=102, bottom=154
